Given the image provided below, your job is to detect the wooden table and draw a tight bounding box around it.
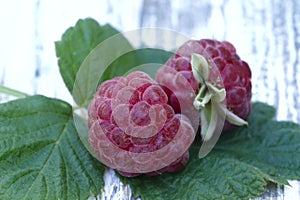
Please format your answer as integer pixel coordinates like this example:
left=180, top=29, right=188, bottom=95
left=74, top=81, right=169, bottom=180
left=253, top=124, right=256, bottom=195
left=0, top=0, right=299, bottom=199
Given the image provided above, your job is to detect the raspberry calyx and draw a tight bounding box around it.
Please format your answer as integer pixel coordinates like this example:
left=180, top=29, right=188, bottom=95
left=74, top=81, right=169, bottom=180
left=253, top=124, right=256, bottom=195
left=191, top=53, right=248, bottom=142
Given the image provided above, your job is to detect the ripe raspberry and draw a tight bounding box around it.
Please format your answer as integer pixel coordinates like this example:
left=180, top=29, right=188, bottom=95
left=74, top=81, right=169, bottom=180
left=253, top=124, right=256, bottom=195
left=156, top=39, right=252, bottom=140
left=88, top=71, right=195, bottom=176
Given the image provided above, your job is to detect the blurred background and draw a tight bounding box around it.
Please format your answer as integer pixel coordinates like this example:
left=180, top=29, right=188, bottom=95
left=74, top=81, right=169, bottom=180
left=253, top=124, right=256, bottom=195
left=0, top=0, right=299, bottom=199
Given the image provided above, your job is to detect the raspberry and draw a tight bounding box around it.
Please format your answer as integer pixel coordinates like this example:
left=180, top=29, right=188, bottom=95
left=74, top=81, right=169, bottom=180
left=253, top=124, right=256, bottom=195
left=156, top=39, right=252, bottom=140
left=88, top=71, right=195, bottom=176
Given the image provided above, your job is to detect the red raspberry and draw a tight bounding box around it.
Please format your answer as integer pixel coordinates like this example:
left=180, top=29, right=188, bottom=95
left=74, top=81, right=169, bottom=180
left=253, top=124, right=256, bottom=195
left=156, top=39, right=252, bottom=140
left=88, top=71, right=195, bottom=176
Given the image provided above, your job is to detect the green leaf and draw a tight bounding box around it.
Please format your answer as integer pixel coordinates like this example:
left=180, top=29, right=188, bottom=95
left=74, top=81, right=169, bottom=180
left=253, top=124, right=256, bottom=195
left=56, top=18, right=173, bottom=107
left=244, top=102, right=276, bottom=128
left=122, top=102, right=300, bottom=199
left=100, top=48, right=173, bottom=82
left=0, top=95, right=105, bottom=200
left=55, top=18, right=119, bottom=94
left=216, top=102, right=300, bottom=185
left=121, top=148, right=267, bottom=200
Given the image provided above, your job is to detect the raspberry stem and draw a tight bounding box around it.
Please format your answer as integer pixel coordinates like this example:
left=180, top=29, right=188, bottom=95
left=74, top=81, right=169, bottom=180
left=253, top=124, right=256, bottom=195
left=193, top=84, right=212, bottom=109
left=191, top=53, right=248, bottom=142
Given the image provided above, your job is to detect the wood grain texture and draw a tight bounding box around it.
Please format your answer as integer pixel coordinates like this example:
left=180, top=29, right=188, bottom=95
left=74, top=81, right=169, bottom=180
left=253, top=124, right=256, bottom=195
left=0, top=0, right=299, bottom=199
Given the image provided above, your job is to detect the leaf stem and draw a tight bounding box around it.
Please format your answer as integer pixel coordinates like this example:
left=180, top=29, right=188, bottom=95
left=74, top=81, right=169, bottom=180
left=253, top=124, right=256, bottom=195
left=0, top=85, right=29, bottom=98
